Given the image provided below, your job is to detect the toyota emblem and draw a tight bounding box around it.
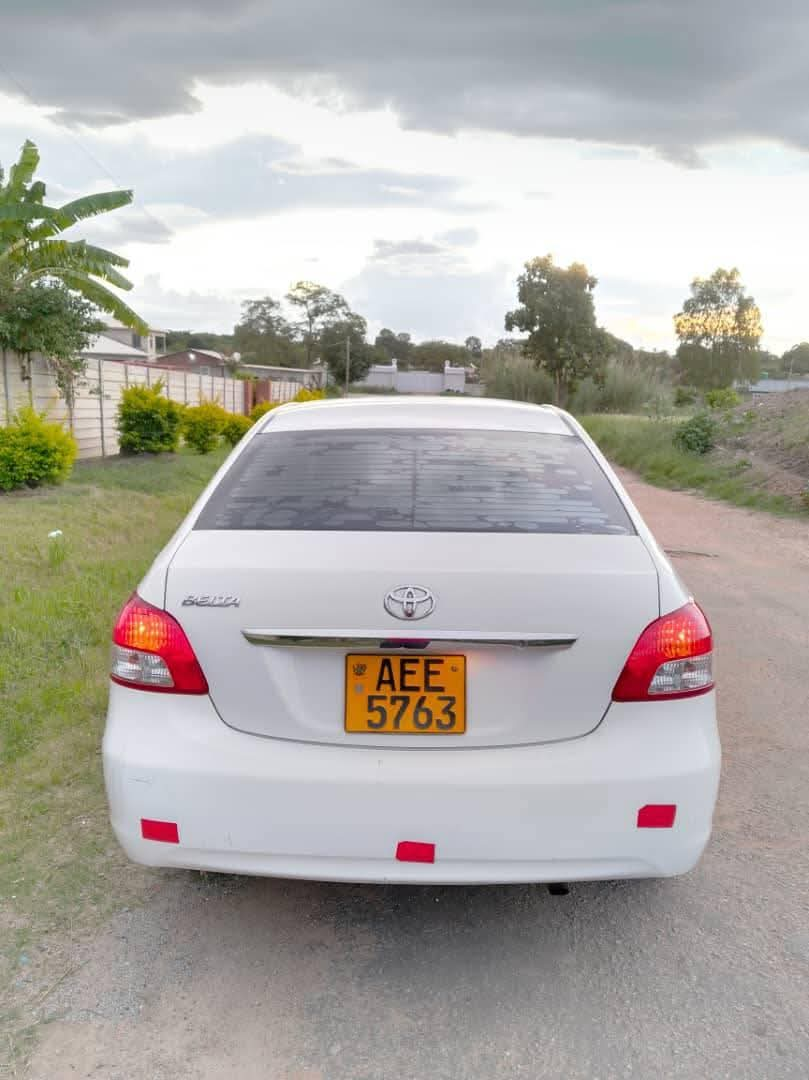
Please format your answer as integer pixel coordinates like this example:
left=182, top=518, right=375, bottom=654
left=384, top=585, right=436, bottom=621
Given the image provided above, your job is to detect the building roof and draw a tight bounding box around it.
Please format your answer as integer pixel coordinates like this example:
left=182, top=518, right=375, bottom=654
left=749, top=378, right=809, bottom=393
left=104, top=318, right=166, bottom=334
left=190, top=349, right=225, bottom=361
left=156, top=349, right=226, bottom=365
left=80, top=333, right=150, bottom=359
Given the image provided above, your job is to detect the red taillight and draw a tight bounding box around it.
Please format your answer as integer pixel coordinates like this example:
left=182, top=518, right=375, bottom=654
left=612, top=602, right=713, bottom=702
left=111, top=593, right=208, bottom=694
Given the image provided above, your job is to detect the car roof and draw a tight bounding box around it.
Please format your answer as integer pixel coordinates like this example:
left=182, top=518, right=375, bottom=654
left=261, top=396, right=573, bottom=436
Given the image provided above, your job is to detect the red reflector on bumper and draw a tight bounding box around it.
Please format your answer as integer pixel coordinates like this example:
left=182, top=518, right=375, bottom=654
left=141, top=818, right=180, bottom=843
left=637, top=804, right=677, bottom=828
left=396, top=841, right=435, bottom=863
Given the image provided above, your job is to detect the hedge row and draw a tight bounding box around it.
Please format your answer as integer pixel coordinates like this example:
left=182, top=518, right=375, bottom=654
left=118, top=384, right=326, bottom=457
left=0, top=385, right=326, bottom=492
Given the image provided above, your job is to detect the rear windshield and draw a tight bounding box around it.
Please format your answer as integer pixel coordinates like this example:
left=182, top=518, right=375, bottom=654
left=195, top=428, right=634, bottom=535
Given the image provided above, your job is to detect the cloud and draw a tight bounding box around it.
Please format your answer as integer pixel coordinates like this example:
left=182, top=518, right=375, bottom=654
left=371, top=239, right=446, bottom=260
left=0, top=126, right=474, bottom=238
left=436, top=227, right=478, bottom=247
left=4, top=1, right=809, bottom=159
left=79, top=206, right=175, bottom=246
left=130, top=274, right=242, bottom=331
left=345, top=262, right=513, bottom=343
left=369, top=228, right=480, bottom=274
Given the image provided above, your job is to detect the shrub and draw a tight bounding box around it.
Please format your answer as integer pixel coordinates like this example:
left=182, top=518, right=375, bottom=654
left=674, top=385, right=698, bottom=407
left=183, top=401, right=227, bottom=454
left=0, top=407, right=77, bottom=491
left=250, top=400, right=281, bottom=422
left=674, top=412, right=717, bottom=455
left=487, top=355, right=555, bottom=404
left=222, top=413, right=252, bottom=447
left=705, top=387, right=741, bottom=411
left=293, top=387, right=326, bottom=402
left=117, top=381, right=183, bottom=454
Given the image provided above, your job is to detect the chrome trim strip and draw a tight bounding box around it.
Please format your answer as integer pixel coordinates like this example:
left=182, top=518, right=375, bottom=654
left=242, top=631, right=577, bottom=649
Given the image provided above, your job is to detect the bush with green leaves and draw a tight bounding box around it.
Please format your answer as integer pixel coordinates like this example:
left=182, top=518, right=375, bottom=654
left=117, top=381, right=184, bottom=454
left=222, top=413, right=252, bottom=447
left=674, top=385, right=698, bottom=407
left=674, top=412, right=717, bottom=455
left=705, top=387, right=741, bottom=411
left=183, top=401, right=227, bottom=454
left=292, top=387, right=326, bottom=402
left=250, top=400, right=282, bottom=423
left=0, top=407, right=77, bottom=491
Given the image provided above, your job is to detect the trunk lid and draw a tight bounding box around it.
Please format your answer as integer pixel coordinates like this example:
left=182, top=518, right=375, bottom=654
left=165, top=530, right=659, bottom=749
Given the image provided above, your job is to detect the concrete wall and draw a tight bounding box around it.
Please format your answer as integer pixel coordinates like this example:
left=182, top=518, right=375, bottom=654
left=358, top=360, right=467, bottom=394
left=394, top=370, right=445, bottom=394
left=0, top=352, right=251, bottom=460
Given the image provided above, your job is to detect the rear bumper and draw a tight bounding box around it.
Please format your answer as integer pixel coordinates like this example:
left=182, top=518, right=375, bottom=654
left=103, top=687, right=720, bottom=884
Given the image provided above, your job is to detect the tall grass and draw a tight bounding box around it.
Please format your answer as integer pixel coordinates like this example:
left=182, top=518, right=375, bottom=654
left=571, top=361, right=671, bottom=415
left=486, top=353, right=672, bottom=415
left=486, top=355, right=555, bottom=404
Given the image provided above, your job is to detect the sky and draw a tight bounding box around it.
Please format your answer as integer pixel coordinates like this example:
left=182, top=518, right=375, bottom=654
left=2, top=0, right=809, bottom=352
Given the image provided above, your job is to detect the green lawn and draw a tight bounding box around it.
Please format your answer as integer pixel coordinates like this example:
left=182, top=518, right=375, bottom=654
left=581, top=414, right=805, bottom=515
left=0, top=447, right=228, bottom=1059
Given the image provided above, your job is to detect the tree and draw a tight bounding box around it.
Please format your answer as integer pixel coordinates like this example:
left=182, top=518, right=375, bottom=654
left=0, top=281, right=104, bottom=410
left=286, top=281, right=349, bottom=366
left=781, top=342, right=809, bottom=376
left=411, top=339, right=468, bottom=372
left=464, top=335, right=482, bottom=359
left=375, top=328, right=398, bottom=360
left=233, top=296, right=300, bottom=367
left=0, top=139, right=146, bottom=331
left=395, top=332, right=413, bottom=367
left=320, top=313, right=373, bottom=385
left=635, top=347, right=676, bottom=381
left=673, top=268, right=762, bottom=389
left=374, top=328, right=413, bottom=367
left=504, top=255, right=609, bottom=405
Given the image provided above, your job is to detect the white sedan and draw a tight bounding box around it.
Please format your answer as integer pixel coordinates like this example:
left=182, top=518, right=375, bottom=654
left=103, top=397, right=720, bottom=884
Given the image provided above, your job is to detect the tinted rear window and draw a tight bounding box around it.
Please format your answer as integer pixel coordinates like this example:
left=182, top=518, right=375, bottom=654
left=195, top=429, right=633, bottom=535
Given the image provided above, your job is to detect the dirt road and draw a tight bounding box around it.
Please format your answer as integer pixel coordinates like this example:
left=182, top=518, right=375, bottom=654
left=26, top=475, right=809, bottom=1079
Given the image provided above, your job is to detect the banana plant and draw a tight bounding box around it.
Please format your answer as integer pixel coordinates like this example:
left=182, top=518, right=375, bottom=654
left=0, top=140, right=147, bottom=333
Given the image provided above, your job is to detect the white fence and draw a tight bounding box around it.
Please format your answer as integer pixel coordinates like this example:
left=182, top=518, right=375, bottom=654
left=268, top=379, right=305, bottom=403
left=357, top=359, right=467, bottom=394
left=0, top=352, right=248, bottom=460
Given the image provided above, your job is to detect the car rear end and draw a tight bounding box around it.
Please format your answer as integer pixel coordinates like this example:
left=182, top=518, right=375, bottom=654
left=103, top=398, right=720, bottom=884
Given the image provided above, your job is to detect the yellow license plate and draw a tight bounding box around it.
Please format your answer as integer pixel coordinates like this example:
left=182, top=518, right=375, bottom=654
left=345, top=654, right=466, bottom=734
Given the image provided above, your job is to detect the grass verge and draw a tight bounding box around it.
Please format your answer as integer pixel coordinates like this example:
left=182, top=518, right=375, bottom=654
left=580, top=414, right=806, bottom=516
left=0, top=447, right=228, bottom=1067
